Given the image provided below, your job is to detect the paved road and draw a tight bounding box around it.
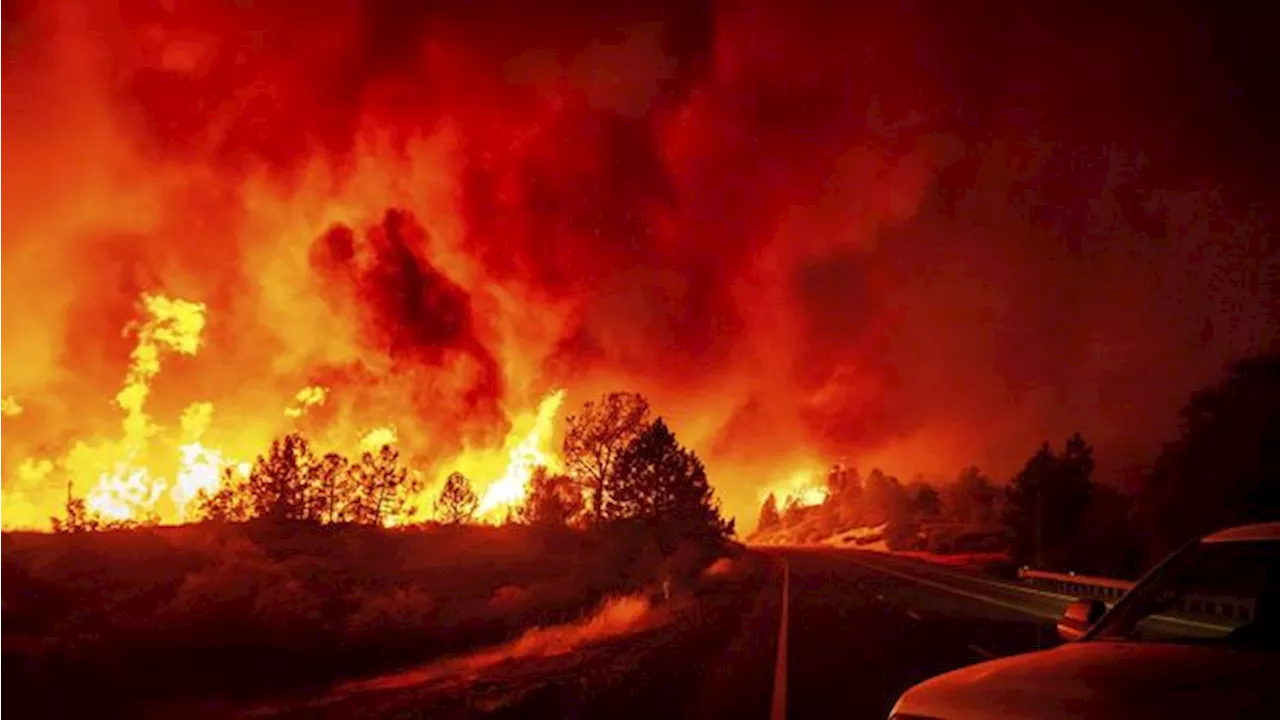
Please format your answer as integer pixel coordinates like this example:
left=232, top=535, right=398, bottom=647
left=777, top=548, right=1063, bottom=719
left=248, top=549, right=1067, bottom=720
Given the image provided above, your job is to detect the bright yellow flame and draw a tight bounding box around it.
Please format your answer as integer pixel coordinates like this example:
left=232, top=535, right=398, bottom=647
left=474, top=389, right=567, bottom=519
left=18, top=458, right=54, bottom=483
left=169, top=401, right=227, bottom=519
left=84, top=465, right=165, bottom=521
left=9, top=289, right=570, bottom=529
left=285, top=385, right=328, bottom=418
left=1, top=396, right=22, bottom=417
left=116, top=294, right=206, bottom=449
left=49, top=293, right=248, bottom=525
left=762, top=465, right=829, bottom=509
left=359, top=425, right=398, bottom=451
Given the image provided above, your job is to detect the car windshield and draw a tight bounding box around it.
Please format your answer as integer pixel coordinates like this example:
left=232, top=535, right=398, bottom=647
left=1089, top=540, right=1280, bottom=650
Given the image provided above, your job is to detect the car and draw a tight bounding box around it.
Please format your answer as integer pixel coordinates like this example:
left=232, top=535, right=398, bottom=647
left=888, top=521, right=1280, bottom=719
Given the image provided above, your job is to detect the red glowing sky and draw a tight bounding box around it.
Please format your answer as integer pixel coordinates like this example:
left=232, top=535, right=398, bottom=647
left=2, top=0, right=1277, bottom=525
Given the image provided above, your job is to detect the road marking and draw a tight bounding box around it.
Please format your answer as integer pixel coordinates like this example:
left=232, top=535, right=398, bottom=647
left=869, top=554, right=1075, bottom=602
left=967, top=644, right=995, bottom=659
left=875, top=593, right=885, bottom=601
left=905, top=609, right=922, bottom=621
left=771, top=558, right=790, bottom=720
left=848, top=554, right=1234, bottom=637
left=844, top=555, right=1062, bottom=621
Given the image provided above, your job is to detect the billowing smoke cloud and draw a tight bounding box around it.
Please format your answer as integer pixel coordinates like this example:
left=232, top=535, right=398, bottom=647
left=3, top=0, right=1277, bottom=525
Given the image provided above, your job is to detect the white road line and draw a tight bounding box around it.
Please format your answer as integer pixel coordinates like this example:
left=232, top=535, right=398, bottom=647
left=851, top=554, right=1231, bottom=635
left=905, top=609, right=922, bottom=621
left=771, top=558, right=790, bottom=720
left=844, top=555, right=1063, bottom=621
left=967, top=644, right=996, bottom=659
left=869, top=555, right=1074, bottom=602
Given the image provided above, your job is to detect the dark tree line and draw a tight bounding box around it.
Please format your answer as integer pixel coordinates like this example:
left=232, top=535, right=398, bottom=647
left=752, top=352, right=1280, bottom=578
left=1003, top=353, right=1280, bottom=575
left=555, top=392, right=734, bottom=541
left=191, top=433, right=424, bottom=526
left=1134, top=354, right=1280, bottom=561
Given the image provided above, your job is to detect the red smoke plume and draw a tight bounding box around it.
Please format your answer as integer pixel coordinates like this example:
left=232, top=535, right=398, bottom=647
left=3, top=0, right=1277, bottom=527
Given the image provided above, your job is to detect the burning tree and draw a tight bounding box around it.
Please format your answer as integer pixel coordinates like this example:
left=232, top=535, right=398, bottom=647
left=435, top=472, right=479, bottom=524
left=312, top=452, right=352, bottom=524
left=245, top=433, right=317, bottom=522
left=52, top=479, right=149, bottom=532
left=516, top=466, right=585, bottom=528
left=348, top=445, right=421, bottom=525
left=194, top=468, right=254, bottom=522
left=757, top=492, right=782, bottom=533
left=51, top=495, right=101, bottom=533
left=562, top=392, right=652, bottom=523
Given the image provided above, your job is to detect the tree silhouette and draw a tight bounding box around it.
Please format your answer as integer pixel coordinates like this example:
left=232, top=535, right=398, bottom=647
left=826, top=464, right=863, bottom=527
left=610, top=418, right=733, bottom=540
left=1135, top=353, right=1280, bottom=562
left=757, top=492, right=782, bottom=533
left=562, top=392, right=651, bottom=522
left=1071, top=483, right=1142, bottom=577
left=863, top=469, right=909, bottom=527
left=435, top=471, right=478, bottom=524
left=942, top=466, right=1000, bottom=525
left=312, top=452, right=351, bottom=523
left=51, top=480, right=102, bottom=533
left=246, top=432, right=317, bottom=522
left=349, top=445, right=421, bottom=525
left=516, top=465, right=584, bottom=527
left=51, top=480, right=144, bottom=532
left=194, top=467, right=253, bottom=522
left=1003, top=433, right=1095, bottom=569
left=908, top=481, right=942, bottom=519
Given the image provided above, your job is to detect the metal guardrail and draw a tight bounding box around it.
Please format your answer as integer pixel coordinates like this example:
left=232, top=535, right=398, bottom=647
left=1018, top=568, right=1133, bottom=601
left=1017, top=567, right=1255, bottom=624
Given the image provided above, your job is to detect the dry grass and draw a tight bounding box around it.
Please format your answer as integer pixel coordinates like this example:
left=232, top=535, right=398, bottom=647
left=1, top=521, right=731, bottom=717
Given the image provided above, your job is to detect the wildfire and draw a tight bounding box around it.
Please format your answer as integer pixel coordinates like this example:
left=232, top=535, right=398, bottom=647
left=763, top=465, right=830, bottom=509
left=66, top=294, right=230, bottom=522
left=0, top=284, right=574, bottom=529
left=473, top=389, right=568, bottom=520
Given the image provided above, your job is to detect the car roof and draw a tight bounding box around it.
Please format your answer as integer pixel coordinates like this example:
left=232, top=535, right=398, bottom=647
left=1202, top=522, right=1280, bottom=544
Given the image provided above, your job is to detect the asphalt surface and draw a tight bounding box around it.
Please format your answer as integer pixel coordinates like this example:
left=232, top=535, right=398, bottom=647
left=246, top=549, right=1068, bottom=720
left=778, top=549, right=1063, bottom=719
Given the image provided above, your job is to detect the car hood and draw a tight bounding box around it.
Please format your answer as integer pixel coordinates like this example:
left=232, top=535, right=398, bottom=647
left=893, top=641, right=1279, bottom=720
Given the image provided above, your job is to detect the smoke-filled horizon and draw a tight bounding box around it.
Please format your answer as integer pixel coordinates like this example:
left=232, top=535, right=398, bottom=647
left=3, top=0, right=1277, bottom=527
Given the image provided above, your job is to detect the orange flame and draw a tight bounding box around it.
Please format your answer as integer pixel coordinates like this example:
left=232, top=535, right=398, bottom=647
left=2, top=286, right=572, bottom=528
left=760, top=464, right=829, bottom=509
left=1, top=397, right=22, bottom=418
left=439, top=389, right=567, bottom=522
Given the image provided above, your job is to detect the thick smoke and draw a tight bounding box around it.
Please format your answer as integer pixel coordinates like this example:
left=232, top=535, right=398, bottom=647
left=3, top=0, right=1277, bottom=524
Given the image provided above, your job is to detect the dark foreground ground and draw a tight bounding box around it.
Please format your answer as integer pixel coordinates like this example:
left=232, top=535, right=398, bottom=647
left=1, top=522, right=738, bottom=719
left=227, top=548, right=1064, bottom=720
